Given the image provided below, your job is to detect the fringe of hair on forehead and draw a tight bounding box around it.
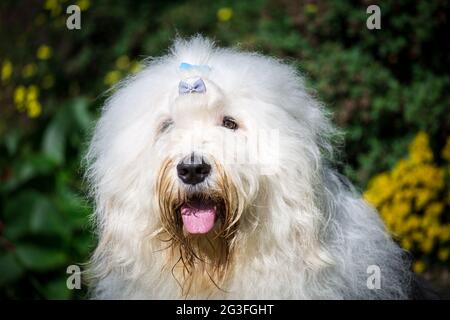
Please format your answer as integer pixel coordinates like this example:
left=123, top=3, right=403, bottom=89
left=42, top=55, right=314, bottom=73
left=155, top=158, right=244, bottom=296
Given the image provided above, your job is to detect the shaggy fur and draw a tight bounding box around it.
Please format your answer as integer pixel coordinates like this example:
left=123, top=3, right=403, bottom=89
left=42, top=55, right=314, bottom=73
left=85, top=36, right=413, bottom=299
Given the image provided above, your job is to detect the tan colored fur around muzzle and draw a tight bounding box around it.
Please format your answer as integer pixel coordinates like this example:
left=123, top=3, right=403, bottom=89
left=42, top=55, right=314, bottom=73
left=155, top=158, right=244, bottom=296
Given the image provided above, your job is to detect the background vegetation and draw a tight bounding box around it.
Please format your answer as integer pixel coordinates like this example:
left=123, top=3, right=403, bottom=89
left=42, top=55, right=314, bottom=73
left=0, top=0, right=449, bottom=299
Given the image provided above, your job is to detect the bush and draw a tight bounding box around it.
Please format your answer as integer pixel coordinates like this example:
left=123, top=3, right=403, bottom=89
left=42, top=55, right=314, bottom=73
left=365, top=132, right=450, bottom=273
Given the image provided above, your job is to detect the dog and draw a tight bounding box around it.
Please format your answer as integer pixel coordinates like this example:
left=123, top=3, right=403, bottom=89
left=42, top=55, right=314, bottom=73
left=85, top=36, right=418, bottom=299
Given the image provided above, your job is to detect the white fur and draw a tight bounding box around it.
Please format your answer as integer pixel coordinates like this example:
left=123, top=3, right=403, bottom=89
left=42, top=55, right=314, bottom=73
left=85, top=36, right=412, bottom=299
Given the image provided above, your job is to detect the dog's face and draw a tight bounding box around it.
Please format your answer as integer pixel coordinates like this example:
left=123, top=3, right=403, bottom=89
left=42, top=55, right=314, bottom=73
left=87, top=39, right=332, bottom=295
left=152, top=78, right=284, bottom=286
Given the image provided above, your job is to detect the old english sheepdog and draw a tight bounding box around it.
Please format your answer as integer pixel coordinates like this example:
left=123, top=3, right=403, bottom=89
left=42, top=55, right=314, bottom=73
left=85, top=37, right=416, bottom=299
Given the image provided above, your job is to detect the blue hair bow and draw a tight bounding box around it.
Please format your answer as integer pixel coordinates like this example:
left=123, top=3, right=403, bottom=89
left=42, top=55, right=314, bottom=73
left=178, top=77, right=206, bottom=95
left=179, top=62, right=211, bottom=72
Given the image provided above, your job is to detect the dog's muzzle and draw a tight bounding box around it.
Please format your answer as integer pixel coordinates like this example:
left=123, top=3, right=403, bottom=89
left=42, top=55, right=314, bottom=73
left=174, top=153, right=218, bottom=234
left=179, top=195, right=220, bottom=234
left=176, top=153, right=211, bottom=185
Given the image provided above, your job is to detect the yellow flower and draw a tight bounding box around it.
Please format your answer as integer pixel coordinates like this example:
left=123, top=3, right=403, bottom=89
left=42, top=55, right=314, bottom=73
left=37, top=45, right=52, bottom=60
left=305, top=3, right=318, bottom=14
left=393, top=189, right=414, bottom=203
left=130, top=61, right=142, bottom=74
left=425, top=202, right=443, bottom=218
left=415, top=188, right=433, bottom=210
left=365, top=131, right=449, bottom=262
left=217, top=7, right=233, bottom=22
left=115, top=56, right=130, bottom=70
left=2, top=60, right=13, bottom=81
left=44, top=0, right=62, bottom=16
left=439, top=226, right=450, bottom=242
left=419, top=238, right=434, bottom=254
left=442, top=136, right=450, bottom=161
left=421, top=215, right=434, bottom=229
left=414, top=165, right=444, bottom=190
left=438, top=248, right=449, bottom=262
left=364, top=173, right=394, bottom=207
left=76, top=0, right=90, bottom=11
left=22, top=63, right=37, bottom=78
left=413, top=260, right=426, bottom=273
left=406, top=215, right=421, bottom=230
left=27, top=100, right=42, bottom=118
left=26, top=85, right=39, bottom=102
left=401, top=239, right=413, bottom=251
left=14, top=85, right=26, bottom=108
left=392, top=201, right=411, bottom=218
left=409, top=131, right=433, bottom=163
left=104, top=70, right=122, bottom=86
left=427, top=225, right=441, bottom=239
left=13, top=84, right=42, bottom=118
left=44, top=0, right=58, bottom=10
left=411, top=232, right=424, bottom=243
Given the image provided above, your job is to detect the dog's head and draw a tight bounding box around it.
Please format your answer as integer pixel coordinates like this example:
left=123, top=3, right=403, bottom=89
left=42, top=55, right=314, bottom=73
left=86, top=37, right=336, bottom=294
left=150, top=66, right=282, bottom=292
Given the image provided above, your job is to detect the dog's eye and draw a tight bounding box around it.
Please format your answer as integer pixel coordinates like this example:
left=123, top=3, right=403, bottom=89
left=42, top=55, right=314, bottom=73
left=159, top=119, right=173, bottom=133
left=222, top=116, right=238, bottom=130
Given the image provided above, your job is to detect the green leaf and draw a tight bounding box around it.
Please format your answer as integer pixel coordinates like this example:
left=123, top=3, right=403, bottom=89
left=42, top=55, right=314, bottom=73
left=0, top=252, right=25, bottom=286
left=3, top=128, right=21, bottom=156
left=42, top=277, right=73, bottom=300
left=29, top=194, right=70, bottom=238
left=3, top=192, right=35, bottom=240
left=1, top=153, right=56, bottom=193
left=72, top=234, right=94, bottom=257
left=4, top=191, right=70, bottom=240
left=42, top=110, right=69, bottom=165
left=70, top=98, right=93, bottom=132
left=15, top=244, right=68, bottom=272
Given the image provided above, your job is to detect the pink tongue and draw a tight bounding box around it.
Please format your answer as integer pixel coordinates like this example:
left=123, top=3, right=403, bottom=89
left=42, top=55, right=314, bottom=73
left=181, top=201, right=216, bottom=234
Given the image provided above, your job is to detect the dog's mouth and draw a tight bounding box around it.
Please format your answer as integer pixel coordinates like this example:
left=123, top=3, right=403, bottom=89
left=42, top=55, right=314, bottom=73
left=180, top=195, right=221, bottom=235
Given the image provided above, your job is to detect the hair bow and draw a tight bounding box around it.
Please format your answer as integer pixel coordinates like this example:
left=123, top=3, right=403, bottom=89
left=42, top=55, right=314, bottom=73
left=179, top=62, right=211, bottom=72
left=178, top=77, right=206, bottom=95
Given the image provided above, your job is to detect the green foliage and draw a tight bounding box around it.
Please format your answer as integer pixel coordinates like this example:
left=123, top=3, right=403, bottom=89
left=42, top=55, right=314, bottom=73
left=0, top=0, right=449, bottom=298
left=0, top=97, right=93, bottom=299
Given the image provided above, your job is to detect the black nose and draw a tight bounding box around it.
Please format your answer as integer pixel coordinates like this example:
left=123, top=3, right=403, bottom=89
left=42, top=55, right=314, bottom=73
left=177, top=156, right=211, bottom=185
